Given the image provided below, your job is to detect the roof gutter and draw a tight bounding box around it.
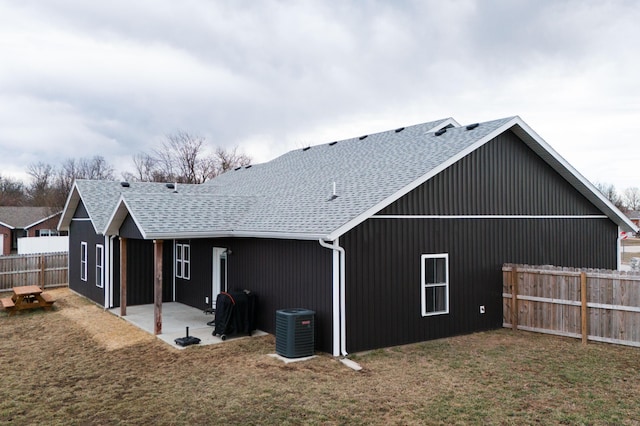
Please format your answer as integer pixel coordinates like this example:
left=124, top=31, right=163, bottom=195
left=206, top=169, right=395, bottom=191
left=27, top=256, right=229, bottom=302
left=318, top=238, right=347, bottom=357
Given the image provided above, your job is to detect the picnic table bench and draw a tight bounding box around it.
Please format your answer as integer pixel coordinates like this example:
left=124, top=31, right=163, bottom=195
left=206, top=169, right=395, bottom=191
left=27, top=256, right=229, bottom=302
left=1, top=285, right=56, bottom=316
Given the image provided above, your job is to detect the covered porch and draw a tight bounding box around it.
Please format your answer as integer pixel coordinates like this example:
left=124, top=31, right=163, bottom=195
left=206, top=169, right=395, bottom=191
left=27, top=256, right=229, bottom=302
left=110, top=302, right=267, bottom=349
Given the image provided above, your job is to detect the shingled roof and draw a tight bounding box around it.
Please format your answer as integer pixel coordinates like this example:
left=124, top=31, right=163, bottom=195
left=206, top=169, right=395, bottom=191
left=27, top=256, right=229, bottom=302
left=60, top=116, right=637, bottom=240
left=0, top=207, right=60, bottom=229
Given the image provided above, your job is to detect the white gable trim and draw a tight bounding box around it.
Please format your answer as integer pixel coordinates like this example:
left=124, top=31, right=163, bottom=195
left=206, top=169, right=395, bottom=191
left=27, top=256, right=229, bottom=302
left=58, top=182, right=102, bottom=235
left=326, top=119, right=514, bottom=240
left=327, top=116, right=637, bottom=240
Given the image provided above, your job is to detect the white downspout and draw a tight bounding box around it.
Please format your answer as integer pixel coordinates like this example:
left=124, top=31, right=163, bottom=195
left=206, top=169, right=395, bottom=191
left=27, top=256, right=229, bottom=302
left=109, top=235, right=116, bottom=308
left=104, top=235, right=109, bottom=309
left=319, top=238, right=347, bottom=357
left=618, top=227, right=623, bottom=271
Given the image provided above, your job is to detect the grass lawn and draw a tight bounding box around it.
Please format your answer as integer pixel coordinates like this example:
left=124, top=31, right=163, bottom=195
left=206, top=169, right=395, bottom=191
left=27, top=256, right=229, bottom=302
left=1, top=288, right=639, bottom=425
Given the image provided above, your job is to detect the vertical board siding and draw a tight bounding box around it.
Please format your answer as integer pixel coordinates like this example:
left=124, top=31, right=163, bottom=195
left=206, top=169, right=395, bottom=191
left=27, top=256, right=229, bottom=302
left=228, top=238, right=333, bottom=353
left=69, top=202, right=106, bottom=305
left=171, top=238, right=333, bottom=353
left=380, top=130, right=602, bottom=216
left=342, top=130, right=621, bottom=353
left=343, top=218, right=617, bottom=353
left=504, top=265, right=640, bottom=347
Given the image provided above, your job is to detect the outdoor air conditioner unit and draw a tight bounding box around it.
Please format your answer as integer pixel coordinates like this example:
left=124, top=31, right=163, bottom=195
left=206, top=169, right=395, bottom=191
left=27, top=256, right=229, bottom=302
left=275, top=308, right=315, bottom=358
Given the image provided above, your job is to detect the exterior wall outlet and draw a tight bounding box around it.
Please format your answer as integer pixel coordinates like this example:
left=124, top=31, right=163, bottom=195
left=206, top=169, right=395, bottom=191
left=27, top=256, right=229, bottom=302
left=479, top=305, right=485, bottom=314
left=205, top=296, right=209, bottom=304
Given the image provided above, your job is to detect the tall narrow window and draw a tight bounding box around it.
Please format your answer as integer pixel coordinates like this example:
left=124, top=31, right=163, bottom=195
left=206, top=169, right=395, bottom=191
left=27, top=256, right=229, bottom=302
left=421, top=253, right=449, bottom=316
left=96, top=244, right=104, bottom=288
left=175, top=242, right=191, bottom=280
left=80, top=242, right=88, bottom=282
left=175, top=243, right=183, bottom=278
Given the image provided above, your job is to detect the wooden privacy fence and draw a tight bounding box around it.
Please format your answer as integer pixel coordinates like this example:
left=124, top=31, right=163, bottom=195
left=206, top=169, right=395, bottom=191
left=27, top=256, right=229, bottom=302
left=503, top=264, right=640, bottom=348
left=0, top=253, right=68, bottom=292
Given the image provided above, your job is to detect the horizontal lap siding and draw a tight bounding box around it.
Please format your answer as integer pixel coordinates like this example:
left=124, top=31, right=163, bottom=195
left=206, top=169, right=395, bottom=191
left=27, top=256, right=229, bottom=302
left=343, top=217, right=617, bottom=352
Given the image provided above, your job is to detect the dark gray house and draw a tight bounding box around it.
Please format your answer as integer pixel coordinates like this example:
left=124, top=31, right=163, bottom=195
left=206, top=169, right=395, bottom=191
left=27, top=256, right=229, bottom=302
left=58, top=116, right=636, bottom=355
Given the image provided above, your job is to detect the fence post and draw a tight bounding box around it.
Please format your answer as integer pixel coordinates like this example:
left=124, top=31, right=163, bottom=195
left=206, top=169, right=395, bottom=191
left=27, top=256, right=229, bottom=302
left=511, top=265, right=518, bottom=331
left=581, top=271, right=588, bottom=345
left=39, top=254, right=45, bottom=289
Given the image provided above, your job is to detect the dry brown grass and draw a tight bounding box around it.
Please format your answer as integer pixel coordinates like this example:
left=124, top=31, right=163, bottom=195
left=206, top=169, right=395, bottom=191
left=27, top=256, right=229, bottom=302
left=1, top=288, right=640, bottom=425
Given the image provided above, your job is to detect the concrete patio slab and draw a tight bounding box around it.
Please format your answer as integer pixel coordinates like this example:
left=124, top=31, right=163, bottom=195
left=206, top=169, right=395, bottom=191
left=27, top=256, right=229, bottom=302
left=109, top=302, right=267, bottom=350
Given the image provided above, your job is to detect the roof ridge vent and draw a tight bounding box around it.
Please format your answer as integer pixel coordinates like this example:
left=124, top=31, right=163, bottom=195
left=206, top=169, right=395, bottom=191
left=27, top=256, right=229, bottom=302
left=245, top=165, right=252, bottom=169
left=234, top=166, right=242, bottom=171
left=466, top=123, right=479, bottom=130
left=302, top=146, right=311, bottom=151
left=165, top=183, right=175, bottom=189
left=359, top=135, right=368, bottom=140
left=394, top=127, right=405, bottom=133
left=434, top=128, right=447, bottom=136
left=120, top=181, right=130, bottom=188
left=329, top=141, right=338, bottom=146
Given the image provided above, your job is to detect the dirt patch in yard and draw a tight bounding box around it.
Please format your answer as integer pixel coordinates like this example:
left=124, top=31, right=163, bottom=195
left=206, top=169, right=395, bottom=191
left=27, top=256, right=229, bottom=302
left=52, top=288, right=155, bottom=351
left=1, top=288, right=640, bottom=425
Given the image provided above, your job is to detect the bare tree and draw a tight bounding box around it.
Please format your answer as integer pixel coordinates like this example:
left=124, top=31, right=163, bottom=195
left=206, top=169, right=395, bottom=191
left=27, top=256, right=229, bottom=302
left=624, top=187, right=640, bottom=211
left=26, top=162, right=55, bottom=206
left=213, top=146, right=251, bottom=176
left=595, top=182, right=625, bottom=210
left=128, top=131, right=252, bottom=183
left=0, top=175, right=26, bottom=206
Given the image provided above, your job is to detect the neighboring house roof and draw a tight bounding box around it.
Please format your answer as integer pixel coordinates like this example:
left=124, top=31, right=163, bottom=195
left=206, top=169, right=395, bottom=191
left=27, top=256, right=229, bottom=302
left=60, top=116, right=638, bottom=240
left=627, top=211, right=640, bottom=221
left=0, top=207, right=61, bottom=230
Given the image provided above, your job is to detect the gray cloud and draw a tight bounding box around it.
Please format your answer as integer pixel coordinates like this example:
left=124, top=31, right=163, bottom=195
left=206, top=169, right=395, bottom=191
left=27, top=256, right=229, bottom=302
left=0, top=0, right=638, bottom=190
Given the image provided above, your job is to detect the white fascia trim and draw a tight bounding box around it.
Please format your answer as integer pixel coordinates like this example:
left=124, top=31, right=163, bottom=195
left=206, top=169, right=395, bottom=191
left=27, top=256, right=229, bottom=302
left=0, top=221, right=14, bottom=229
left=373, top=215, right=610, bottom=219
left=144, top=230, right=326, bottom=241
left=58, top=183, right=81, bottom=231
left=103, top=196, right=148, bottom=239
left=326, top=118, right=516, bottom=240
left=25, top=211, right=63, bottom=229
left=58, top=183, right=101, bottom=234
left=511, top=117, right=638, bottom=233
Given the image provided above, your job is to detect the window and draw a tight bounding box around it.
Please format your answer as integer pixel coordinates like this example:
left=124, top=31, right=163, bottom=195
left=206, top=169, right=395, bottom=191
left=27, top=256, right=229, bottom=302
left=80, top=242, right=88, bottom=282
left=175, top=243, right=191, bottom=280
left=36, top=229, right=59, bottom=237
left=96, top=244, right=104, bottom=288
left=421, top=253, right=449, bottom=316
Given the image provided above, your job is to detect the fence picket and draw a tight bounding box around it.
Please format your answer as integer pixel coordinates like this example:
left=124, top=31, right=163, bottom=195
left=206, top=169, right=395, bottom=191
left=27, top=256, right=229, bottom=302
left=503, top=264, right=640, bottom=348
left=0, top=253, right=68, bottom=291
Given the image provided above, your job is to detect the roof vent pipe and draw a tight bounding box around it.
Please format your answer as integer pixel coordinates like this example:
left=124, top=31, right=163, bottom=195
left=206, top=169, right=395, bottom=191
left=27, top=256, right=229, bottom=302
left=173, top=182, right=178, bottom=193
left=328, top=181, right=338, bottom=201
left=120, top=182, right=130, bottom=188
left=466, top=123, right=479, bottom=130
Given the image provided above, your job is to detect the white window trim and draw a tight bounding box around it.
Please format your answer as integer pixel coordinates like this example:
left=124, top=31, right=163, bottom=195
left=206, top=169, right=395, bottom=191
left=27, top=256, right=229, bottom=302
left=421, top=253, right=449, bottom=316
left=80, top=242, right=88, bottom=282
left=175, top=242, right=191, bottom=280
left=96, top=244, right=104, bottom=288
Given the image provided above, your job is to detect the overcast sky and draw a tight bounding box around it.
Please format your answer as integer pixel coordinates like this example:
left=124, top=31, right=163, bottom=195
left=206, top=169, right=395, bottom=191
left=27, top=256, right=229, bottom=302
left=1, top=0, right=639, bottom=192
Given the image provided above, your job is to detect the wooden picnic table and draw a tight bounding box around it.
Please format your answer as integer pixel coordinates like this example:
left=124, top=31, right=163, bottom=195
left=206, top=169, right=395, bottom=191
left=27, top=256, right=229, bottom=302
left=0, top=285, right=55, bottom=316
